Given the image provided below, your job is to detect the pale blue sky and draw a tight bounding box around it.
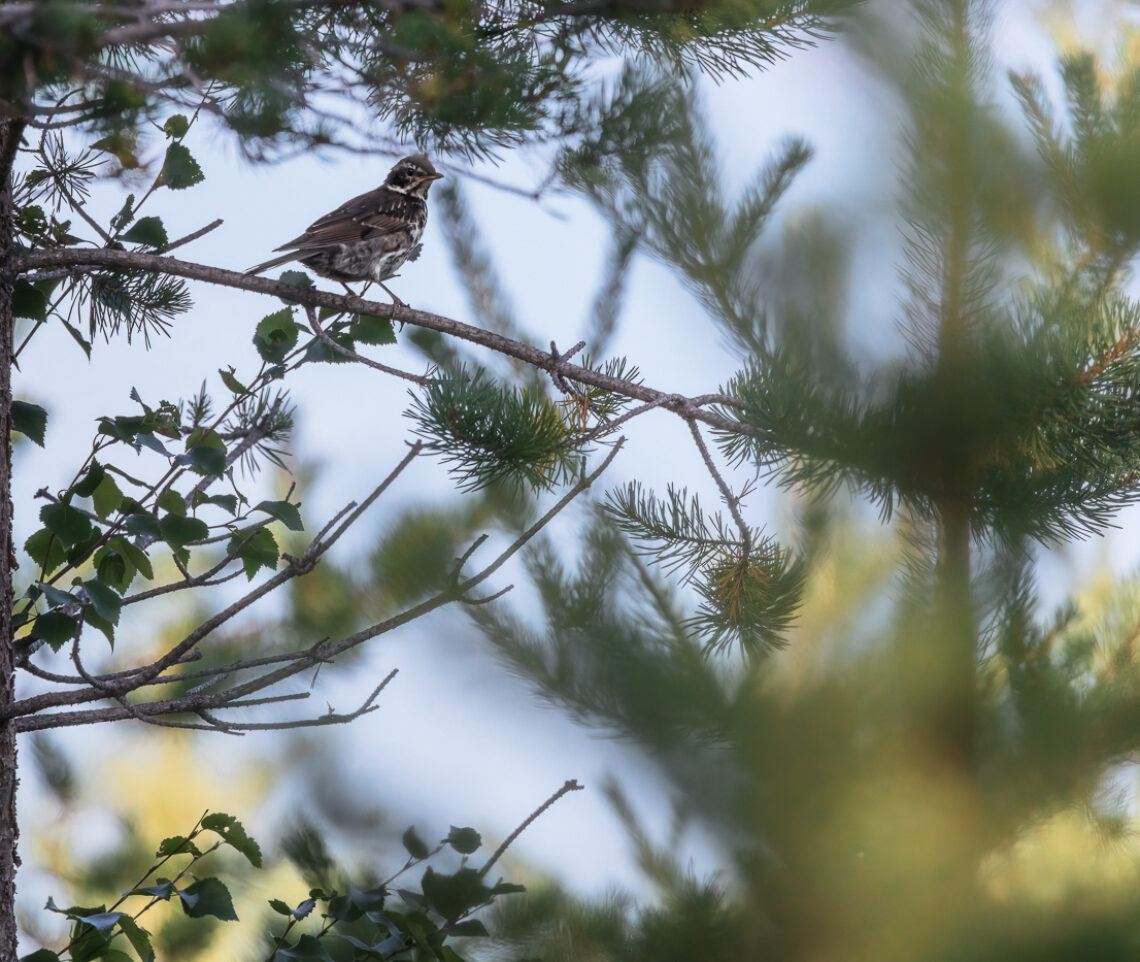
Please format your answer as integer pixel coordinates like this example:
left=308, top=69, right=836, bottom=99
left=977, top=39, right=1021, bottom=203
left=14, top=0, right=1140, bottom=944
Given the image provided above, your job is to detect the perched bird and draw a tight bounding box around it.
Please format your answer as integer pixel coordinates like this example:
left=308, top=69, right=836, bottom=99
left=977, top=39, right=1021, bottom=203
left=246, top=154, right=443, bottom=304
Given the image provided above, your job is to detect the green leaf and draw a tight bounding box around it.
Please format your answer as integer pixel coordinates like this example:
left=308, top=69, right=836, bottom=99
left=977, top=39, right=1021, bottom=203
left=349, top=313, right=397, bottom=345
left=12, top=280, right=47, bottom=320
left=402, top=825, right=430, bottom=860
left=92, top=473, right=124, bottom=519
left=161, top=142, right=204, bottom=190
left=117, top=915, right=154, bottom=962
left=93, top=547, right=127, bottom=592
left=327, top=885, right=385, bottom=923
left=61, top=317, right=92, bottom=358
left=303, top=329, right=355, bottom=364
left=70, top=462, right=105, bottom=498
left=268, top=898, right=293, bottom=916
left=69, top=910, right=125, bottom=934
left=155, top=837, right=199, bottom=858
left=339, top=933, right=393, bottom=954
left=219, top=367, right=250, bottom=396
left=84, top=607, right=116, bottom=646
left=66, top=523, right=102, bottom=567
left=25, top=528, right=66, bottom=573
left=156, top=488, right=186, bottom=516
left=490, top=881, right=526, bottom=895
left=178, top=428, right=227, bottom=476
left=192, top=492, right=238, bottom=514
left=278, top=270, right=312, bottom=289
left=273, top=934, right=335, bottom=962
left=31, top=611, right=78, bottom=650
left=20, top=950, right=61, bottom=962
left=130, top=880, right=176, bottom=899
left=12, top=600, right=33, bottom=630
left=228, top=526, right=278, bottom=580
left=70, top=924, right=113, bottom=962
left=40, top=502, right=92, bottom=549
left=92, top=130, right=140, bottom=168
left=254, top=499, right=303, bottom=531
left=162, top=114, right=190, bottom=138
left=122, top=216, right=168, bottom=250
left=388, top=910, right=437, bottom=954
left=202, top=812, right=262, bottom=867
left=38, top=582, right=78, bottom=608
left=178, top=877, right=237, bottom=921
left=446, top=826, right=482, bottom=855
left=110, top=194, right=136, bottom=232
left=159, top=514, right=209, bottom=547
left=253, top=308, right=298, bottom=363
left=82, top=579, right=122, bottom=626
left=45, top=896, right=92, bottom=914
left=115, top=538, right=154, bottom=581
left=12, top=400, right=47, bottom=446
left=420, top=868, right=490, bottom=920
left=124, top=512, right=162, bottom=539
left=16, top=204, right=48, bottom=240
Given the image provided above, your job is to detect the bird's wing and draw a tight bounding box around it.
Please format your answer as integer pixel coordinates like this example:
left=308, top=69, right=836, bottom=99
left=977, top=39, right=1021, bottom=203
left=274, top=191, right=417, bottom=252
left=246, top=251, right=299, bottom=275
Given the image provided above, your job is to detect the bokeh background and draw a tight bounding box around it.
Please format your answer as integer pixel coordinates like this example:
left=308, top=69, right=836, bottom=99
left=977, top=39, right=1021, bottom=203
left=15, top=1, right=1140, bottom=958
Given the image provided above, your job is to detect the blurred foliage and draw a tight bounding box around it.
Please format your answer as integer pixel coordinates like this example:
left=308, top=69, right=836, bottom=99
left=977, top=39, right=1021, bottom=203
left=442, top=2, right=1140, bottom=961
left=0, top=0, right=857, bottom=159
left=21, top=0, right=1140, bottom=960
left=472, top=517, right=1140, bottom=962
left=23, top=795, right=529, bottom=961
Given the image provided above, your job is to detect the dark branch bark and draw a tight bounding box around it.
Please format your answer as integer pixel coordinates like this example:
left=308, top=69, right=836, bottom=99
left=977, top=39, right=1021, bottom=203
left=16, top=247, right=754, bottom=439
left=0, top=117, right=25, bottom=962
left=11, top=439, right=623, bottom=732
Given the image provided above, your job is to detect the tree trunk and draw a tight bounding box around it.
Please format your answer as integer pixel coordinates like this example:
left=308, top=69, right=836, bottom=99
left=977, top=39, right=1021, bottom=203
left=0, top=116, right=25, bottom=962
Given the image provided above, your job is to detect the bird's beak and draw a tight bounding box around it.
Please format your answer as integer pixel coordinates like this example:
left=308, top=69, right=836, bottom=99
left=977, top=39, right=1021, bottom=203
left=423, top=172, right=444, bottom=182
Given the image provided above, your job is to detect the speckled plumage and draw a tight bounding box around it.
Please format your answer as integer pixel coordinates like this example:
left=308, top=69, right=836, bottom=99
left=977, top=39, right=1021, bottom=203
left=247, top=155, right=443, bottom=292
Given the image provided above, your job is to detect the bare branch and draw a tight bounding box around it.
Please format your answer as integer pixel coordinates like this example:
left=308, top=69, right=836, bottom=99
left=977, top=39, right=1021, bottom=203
left=307, top=304, right=430, bottom=385
left=478, top=779, right=584, bottom=880
left=17, top=247, right=755, bottom=440
left=685, top=416, right=751, bottom=557
left=163, top=218, right=223, bottom=254
left=581, top=392, right=683, bottom=442
left=8, top=446, right=424, bottom=720
left=13, top=438, right=623, bottom=730
left=460, top=584, right=513, bottom=605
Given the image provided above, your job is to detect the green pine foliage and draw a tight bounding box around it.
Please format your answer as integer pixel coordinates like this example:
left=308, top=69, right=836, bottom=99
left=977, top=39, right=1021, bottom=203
left=0, top=0, right=857, bottom=157
left=408, top=367, right=591, bottom=493
left=431, top=3, right=1140, bottom=962
left=15, top=0, right=1140, bottom=958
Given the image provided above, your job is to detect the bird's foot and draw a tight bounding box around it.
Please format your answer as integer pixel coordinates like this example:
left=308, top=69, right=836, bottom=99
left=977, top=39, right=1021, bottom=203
left=380, top=281, right=408, bottom=330
left=379, top=280, right=408, bottom=312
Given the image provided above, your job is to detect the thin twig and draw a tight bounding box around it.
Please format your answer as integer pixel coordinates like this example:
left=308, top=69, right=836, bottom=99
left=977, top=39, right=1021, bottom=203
left=16, top=247, right=757, bottom=442
left=685, top=417, right=752, bottom=557
left=12, top=441, right=623, bottom=731
left=307, top=304, right=430, bottom=385
left=163, top=218, right=223, bottom=253
left=478, top=779, right=584, bottom=879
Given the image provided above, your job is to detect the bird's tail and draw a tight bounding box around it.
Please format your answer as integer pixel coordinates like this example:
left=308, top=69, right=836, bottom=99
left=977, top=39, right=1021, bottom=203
left=245, top=252, right=296, bottom=275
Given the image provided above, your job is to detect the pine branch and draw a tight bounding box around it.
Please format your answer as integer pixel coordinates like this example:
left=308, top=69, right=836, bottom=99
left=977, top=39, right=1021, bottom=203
left=16, top=246, right=759, bottom=439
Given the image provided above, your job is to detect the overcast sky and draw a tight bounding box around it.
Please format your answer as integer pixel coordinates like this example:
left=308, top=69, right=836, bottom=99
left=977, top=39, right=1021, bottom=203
left=15, top=1, right=1140, bottom=947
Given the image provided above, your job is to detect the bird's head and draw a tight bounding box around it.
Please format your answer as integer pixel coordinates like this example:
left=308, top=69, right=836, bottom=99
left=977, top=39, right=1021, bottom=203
left=386, top=155, right=444, bottom=198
